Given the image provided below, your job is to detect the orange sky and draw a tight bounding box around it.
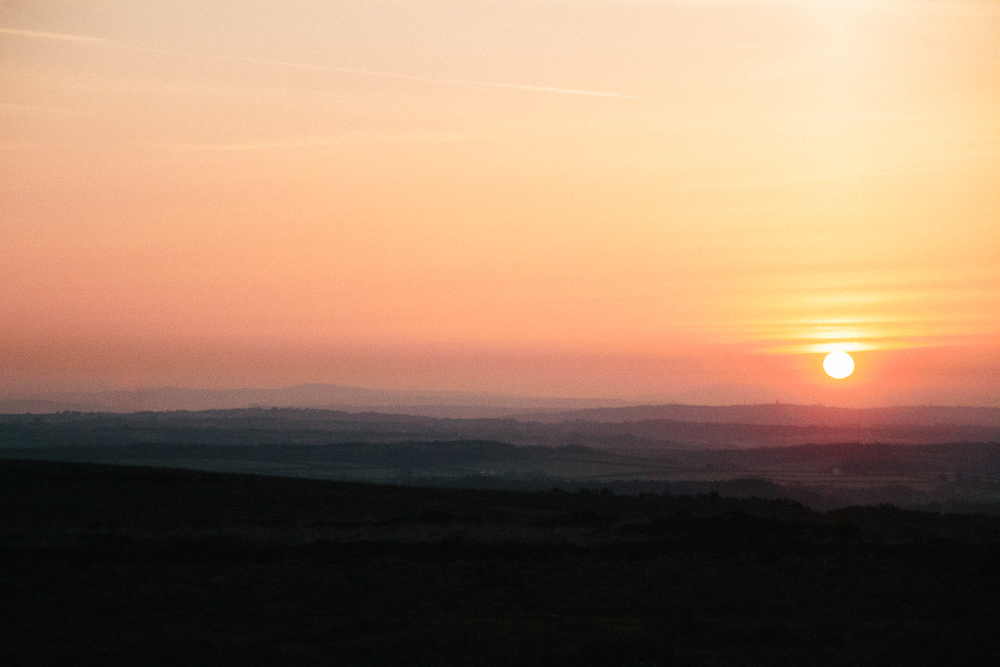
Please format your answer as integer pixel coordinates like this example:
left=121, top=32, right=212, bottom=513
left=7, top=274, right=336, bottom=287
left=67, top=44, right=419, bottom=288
left=1, top=1, right=998, bottom=405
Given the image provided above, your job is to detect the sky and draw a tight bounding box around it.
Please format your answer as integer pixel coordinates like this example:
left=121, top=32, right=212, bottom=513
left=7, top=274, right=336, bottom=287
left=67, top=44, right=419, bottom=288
left=1, top=0, right=998, bottom=406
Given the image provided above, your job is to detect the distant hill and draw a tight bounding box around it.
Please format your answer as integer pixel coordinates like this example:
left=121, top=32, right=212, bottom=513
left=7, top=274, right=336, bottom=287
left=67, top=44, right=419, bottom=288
left=3, top=406, right=998, bottom=453
left=0, top=399, right=99, bottom=414
left=5, top=385, right=999, bottom=429
left=0, top=384, right=634, bottom=416
left=2, top=410, right=999, bottom=510
left=517, top=403, right=1000, bottom=428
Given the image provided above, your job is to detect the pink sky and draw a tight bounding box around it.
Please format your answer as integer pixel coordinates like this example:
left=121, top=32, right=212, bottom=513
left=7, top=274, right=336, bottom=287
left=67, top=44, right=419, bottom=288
left=1, top=1, right=998, bottom=405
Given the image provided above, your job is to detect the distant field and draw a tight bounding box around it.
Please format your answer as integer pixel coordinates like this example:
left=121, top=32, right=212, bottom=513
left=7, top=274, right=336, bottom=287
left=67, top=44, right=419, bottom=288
left=2, top=410, right=998, bottom=512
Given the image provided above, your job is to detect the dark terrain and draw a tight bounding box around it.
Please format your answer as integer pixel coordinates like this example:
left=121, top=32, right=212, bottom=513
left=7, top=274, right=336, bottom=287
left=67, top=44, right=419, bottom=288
left=3, top=405, right=999, bottom=451
left=2, top=459, right=1000, bottom=665
left=2, top=410, right=999, bottom=512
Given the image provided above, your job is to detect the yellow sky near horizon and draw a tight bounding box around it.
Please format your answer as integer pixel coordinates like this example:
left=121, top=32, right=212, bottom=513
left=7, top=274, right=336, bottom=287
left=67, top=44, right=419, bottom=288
left=1, top=1, right=998, bottom=404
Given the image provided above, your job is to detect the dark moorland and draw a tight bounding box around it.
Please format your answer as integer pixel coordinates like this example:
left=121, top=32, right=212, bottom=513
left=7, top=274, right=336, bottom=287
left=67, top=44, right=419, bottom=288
left=2, top=459, right=1000, bottom=666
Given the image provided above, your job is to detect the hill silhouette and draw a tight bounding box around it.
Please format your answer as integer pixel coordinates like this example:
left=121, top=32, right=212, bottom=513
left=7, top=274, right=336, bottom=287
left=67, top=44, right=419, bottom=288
left=0, top=384, right=635, bottom=416
left=517, top=403, right=1000, bottom=427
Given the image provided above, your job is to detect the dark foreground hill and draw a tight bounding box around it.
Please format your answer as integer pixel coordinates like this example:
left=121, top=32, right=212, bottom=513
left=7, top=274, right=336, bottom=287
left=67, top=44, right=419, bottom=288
left=2, top=460, right=999, bottom=666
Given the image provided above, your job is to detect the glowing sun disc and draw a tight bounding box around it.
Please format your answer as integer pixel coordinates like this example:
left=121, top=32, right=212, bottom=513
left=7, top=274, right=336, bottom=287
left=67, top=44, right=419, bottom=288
left=823, top=351, right=855, bottom=379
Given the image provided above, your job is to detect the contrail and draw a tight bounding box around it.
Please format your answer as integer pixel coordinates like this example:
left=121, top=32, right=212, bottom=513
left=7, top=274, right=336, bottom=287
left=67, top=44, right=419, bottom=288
left=0, top=28, right=111, bottom=46
left=158, top=52, right=633, bottom=100
left=155, top=132, right=479, bottom=153
left=0, top=28, right=631, bottom=99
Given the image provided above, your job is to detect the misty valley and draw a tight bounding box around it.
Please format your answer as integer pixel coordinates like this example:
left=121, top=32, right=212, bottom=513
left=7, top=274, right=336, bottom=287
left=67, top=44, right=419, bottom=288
left=2, top=407, right=999, bottom=513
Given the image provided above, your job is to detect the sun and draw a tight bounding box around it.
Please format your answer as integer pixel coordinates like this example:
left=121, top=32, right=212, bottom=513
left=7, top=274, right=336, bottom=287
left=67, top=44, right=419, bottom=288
left=823, top=351, right=855, bottom=379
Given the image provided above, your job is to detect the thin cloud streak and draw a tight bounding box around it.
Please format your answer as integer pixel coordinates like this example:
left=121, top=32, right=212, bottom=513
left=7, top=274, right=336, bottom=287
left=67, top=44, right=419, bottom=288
left=152, top=132, right=483, bottom=153
left=677, top=143, right=1000, bottom=191
left=715, top=39, right=1000, bottom=66
left=0, top=27, right=631, bottom=100
left=183, top=53, right=634, bottom=100
left=0, top=27, right=111, bottom=46
left=642, top=0, right=1000, bottom=16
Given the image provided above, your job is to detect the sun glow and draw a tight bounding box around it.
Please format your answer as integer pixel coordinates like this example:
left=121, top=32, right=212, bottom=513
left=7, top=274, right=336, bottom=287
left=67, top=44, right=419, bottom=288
left=0, top=1, right=998, bottom=403
left=823, top=351, right=855, bottom=379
